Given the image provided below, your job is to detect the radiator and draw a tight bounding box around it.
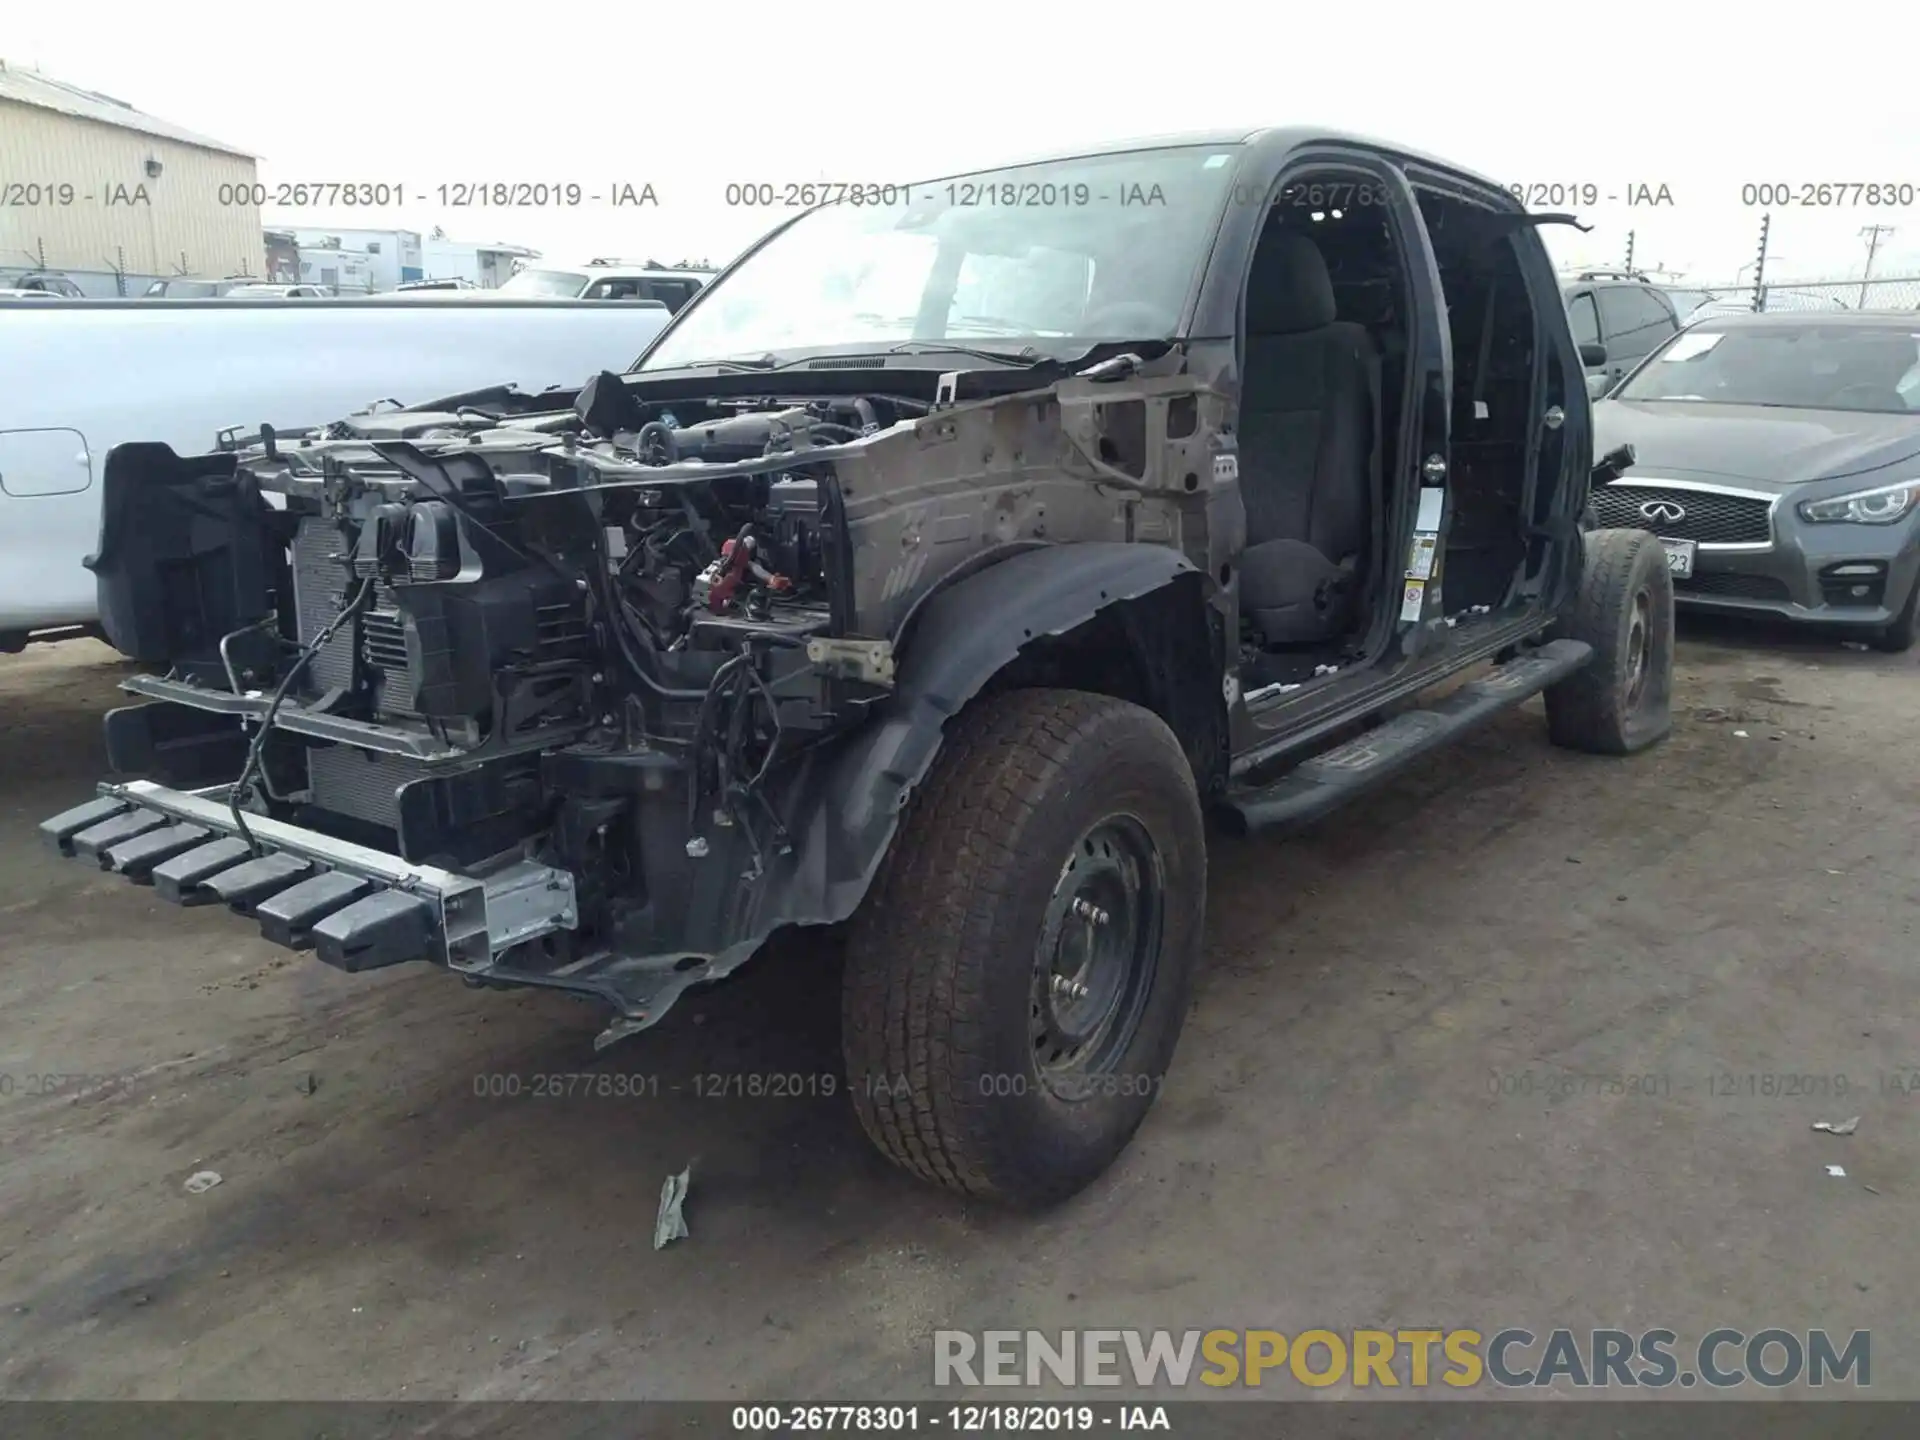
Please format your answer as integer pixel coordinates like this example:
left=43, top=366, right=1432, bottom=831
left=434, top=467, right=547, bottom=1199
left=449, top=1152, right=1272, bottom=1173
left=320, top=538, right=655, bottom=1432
left=304, top=745, right=426, bottom=828
left=289, top=516, right=416, bottom=710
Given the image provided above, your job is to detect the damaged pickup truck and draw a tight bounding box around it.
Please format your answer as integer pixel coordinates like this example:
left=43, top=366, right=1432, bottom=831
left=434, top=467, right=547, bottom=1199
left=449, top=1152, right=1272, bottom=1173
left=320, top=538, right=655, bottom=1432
left=44, top=129, right=1671, bottom=1207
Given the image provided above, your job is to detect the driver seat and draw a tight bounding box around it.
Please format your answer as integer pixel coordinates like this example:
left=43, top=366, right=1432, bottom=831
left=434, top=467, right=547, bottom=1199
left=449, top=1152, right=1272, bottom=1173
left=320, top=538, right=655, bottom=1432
left=1236, top=231, right=1380, bottom=645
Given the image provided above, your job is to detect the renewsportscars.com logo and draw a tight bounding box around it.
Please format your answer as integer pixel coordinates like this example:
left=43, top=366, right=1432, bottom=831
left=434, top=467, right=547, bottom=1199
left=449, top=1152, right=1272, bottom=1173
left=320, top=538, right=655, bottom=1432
left=933, top=1328, right=1871, bottom=1390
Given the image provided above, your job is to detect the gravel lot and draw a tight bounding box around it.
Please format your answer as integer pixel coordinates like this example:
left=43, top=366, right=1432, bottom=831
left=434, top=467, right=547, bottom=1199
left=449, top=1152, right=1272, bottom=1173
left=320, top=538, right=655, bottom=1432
left=1, top=627, right=1914, bottom=1403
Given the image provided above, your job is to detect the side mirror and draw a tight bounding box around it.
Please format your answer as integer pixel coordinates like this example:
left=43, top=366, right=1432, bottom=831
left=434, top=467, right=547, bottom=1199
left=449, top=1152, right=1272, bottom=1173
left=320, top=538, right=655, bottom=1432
left=1591, top=443, right=1636, bottom=487
left=1578, top=342, right=1608, bottom=367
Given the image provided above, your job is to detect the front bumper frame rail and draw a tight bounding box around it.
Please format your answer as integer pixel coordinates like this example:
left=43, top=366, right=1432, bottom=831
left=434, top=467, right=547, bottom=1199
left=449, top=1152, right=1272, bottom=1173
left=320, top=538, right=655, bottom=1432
left=41, top=780, right=577, bottom=973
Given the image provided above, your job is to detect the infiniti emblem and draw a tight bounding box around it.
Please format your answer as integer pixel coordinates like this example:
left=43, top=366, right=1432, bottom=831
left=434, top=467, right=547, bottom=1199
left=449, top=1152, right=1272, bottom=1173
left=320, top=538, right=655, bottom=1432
left=1640, top=499, right=1687, bottom=524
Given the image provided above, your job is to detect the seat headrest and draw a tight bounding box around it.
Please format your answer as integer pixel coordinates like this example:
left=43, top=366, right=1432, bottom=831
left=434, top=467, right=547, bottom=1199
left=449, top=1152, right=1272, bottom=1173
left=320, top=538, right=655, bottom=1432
left=1247, top=231, right=1338, bottom=335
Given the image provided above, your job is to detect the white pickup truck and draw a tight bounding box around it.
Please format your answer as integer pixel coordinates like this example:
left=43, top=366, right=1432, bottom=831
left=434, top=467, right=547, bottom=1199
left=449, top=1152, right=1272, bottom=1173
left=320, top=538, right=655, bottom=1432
left=0, top=295, right=674, bottom=650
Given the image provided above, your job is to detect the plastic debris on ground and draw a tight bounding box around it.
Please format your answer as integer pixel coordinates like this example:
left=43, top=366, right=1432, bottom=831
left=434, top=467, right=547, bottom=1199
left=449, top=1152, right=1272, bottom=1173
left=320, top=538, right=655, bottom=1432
left=1812, top=1117, right=1860, bottom=1135
left=1825, top=1164, right=1848, bottom=1178
left=654, top=1166, right=692, bottom=1249
left=1733, top=730, right=1750, bottom=738
left=184, top=1170, right=223, bottom=1194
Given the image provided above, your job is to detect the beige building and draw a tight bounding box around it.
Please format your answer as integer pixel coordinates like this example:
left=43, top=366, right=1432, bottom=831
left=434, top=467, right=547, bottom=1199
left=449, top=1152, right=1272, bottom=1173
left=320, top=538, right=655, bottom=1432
left=0, top=60, right=263, bottom=294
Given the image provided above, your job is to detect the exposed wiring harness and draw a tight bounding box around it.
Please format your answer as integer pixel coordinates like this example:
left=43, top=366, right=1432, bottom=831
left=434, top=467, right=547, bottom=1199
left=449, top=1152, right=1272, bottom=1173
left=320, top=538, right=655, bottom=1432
left=582, top=505, right=708, bottom=706
left=684, top=636, right=803, bottom=877
left=228, top=576, right=375, bottom=856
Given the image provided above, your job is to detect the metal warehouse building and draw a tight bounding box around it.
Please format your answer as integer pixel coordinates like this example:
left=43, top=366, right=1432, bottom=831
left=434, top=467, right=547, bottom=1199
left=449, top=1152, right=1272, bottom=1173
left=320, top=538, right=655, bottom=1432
left=0, top=60, right=263, bottom=295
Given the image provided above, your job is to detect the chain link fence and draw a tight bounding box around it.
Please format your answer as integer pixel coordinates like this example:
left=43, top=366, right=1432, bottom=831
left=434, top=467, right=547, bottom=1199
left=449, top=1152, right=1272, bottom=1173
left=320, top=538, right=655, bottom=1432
left=1686, top=275, right=1920, bottom=314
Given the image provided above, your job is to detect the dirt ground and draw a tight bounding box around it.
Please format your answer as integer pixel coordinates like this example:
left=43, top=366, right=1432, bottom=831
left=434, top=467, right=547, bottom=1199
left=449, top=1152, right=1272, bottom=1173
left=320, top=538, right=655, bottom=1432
left=0, top=625, right=1915, bottom=1404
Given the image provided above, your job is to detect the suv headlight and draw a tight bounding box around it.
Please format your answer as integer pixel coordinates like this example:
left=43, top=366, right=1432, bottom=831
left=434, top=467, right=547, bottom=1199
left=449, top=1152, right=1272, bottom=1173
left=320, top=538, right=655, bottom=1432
left=1797, top=479, right=1920, bottom=525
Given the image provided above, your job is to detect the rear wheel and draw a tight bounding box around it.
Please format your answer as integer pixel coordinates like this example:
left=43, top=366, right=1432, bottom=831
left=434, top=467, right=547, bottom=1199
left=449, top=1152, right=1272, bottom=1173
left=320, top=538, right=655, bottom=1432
left=841, top=688, right=1206, bottom=1207
left=1544, top=528, right=1675, bottom=754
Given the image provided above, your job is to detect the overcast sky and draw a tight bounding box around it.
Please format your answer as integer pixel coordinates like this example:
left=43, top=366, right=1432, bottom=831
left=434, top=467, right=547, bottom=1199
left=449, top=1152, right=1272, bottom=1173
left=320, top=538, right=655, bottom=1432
left=7, top=2, right=1917, bottom=283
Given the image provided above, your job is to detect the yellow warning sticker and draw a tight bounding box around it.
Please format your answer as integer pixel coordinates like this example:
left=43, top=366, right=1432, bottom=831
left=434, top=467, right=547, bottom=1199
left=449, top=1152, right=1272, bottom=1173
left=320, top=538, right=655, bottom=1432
left=1399, top=579, right=1426, bottom=623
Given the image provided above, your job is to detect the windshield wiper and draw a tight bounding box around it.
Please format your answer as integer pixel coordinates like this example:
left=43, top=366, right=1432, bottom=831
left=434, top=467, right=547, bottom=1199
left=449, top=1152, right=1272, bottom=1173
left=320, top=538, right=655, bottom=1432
left=884, top=340, right=1045, bottom=366
left=643, top=353, right=781, bottom=374
left=649, top=344, right=1048, bottom=376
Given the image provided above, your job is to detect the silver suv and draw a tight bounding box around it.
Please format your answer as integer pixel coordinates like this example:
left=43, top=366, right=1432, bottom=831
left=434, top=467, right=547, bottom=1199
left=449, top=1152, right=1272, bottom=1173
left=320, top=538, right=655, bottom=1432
left=1562, top=271, right=1689, bottom=398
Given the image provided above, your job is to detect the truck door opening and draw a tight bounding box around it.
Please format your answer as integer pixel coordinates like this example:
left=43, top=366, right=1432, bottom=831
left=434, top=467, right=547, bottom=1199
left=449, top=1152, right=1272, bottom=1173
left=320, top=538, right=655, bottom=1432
left=1234, top=168, right=1412, bottom=687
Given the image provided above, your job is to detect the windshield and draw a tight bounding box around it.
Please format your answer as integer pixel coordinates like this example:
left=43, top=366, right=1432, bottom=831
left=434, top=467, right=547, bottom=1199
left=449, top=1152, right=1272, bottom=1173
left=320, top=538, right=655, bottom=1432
left=638, top=144, right=1242, bottom=370
left=499, top=268, right=588, bottom=298
left=1619, top=326, right=1920, bottom=413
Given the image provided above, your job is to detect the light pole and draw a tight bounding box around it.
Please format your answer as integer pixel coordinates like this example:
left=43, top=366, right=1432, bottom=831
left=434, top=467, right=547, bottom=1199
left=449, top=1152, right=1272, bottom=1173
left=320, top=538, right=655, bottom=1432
left=1859, top=225, right=1895, bottom=308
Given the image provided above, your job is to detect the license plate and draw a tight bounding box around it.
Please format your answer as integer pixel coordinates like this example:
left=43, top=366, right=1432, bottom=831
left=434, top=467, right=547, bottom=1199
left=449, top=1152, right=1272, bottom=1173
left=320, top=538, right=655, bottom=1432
left=1660, top=538, right=1696, bottom=579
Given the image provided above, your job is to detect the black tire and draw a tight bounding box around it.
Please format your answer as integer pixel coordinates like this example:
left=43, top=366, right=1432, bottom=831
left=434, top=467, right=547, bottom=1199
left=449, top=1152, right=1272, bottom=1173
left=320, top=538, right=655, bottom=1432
left=1868, top=574, right=1920, bottom=653
left=1544, top=527, right=1675, bottom=755
left=841, top=688, right=1206, bottom=1208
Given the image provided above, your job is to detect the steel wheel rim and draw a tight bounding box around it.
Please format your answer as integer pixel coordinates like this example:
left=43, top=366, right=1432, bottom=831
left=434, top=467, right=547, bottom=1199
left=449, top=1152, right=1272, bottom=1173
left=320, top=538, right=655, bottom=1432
left=1624, top=588, right=1652, bottom=711
left=1030, top=814, right=1165, bottom=1094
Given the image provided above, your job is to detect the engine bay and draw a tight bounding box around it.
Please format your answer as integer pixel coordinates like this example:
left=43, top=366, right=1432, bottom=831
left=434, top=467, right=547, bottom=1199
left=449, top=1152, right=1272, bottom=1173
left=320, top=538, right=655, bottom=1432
left=95, top=379, right=927, bottom=903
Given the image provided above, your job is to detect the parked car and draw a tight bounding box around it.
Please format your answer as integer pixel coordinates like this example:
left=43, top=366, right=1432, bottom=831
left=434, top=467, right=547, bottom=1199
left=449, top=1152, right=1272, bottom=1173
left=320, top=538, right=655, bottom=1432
left=1562, top=271, right=1688, bottom=398
left=43, top=126, right=1672, bottom=1209
left=395, top=278, right=479, bottom=292
left=3, top=271, right=85, bottom=297
left=495, top=259, right=714, bottom=311
left=141, top=277, right=260, bottom=298
left=0, top=288, right=63, bottom=299
left=0, top=297, right=674, bottom=650
left=222, top=283, right=329, bottom=298
left=1591, top=311, right=1920, bottom=650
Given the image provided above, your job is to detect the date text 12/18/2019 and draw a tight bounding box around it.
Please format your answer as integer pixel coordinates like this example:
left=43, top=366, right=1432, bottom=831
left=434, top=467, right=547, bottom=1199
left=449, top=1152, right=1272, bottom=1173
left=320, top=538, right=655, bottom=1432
left=202, top=181, right=659, bottom=208
left=721, top=181, right=1169, bottom=209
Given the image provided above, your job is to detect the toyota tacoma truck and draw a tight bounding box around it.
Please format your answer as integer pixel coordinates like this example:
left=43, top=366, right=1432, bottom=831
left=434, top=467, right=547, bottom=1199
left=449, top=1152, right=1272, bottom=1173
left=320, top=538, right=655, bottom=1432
left=44, top=128, right=1671, bottom=1208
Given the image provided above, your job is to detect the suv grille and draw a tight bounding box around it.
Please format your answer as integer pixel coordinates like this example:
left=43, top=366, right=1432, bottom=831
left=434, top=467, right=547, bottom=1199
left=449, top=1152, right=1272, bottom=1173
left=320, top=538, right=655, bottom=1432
left=1591, top=485, right=1773, bottom=545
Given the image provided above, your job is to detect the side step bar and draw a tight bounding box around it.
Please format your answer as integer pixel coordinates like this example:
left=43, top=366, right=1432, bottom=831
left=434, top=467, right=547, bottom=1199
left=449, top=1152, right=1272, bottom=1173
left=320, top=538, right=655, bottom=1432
left=1219, top=638, right=1593, bottom=836
left=40, top=779, right=578, bottom=973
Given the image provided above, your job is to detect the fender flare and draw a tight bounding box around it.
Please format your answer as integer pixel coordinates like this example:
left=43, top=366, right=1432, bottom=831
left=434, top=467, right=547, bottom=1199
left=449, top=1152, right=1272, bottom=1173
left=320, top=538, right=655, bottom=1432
left=788, top=542, right=1200, bottom=921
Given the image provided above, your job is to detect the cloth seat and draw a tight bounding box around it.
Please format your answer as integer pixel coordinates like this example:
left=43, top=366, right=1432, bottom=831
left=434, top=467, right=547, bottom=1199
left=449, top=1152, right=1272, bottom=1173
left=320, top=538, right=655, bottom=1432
left=1236, top=231, right=1380, bottom=645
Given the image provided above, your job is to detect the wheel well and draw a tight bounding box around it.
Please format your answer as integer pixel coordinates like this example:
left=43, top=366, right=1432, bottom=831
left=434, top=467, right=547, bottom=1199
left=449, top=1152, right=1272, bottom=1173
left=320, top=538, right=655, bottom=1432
left=980, top=575, right=1228, bottom=797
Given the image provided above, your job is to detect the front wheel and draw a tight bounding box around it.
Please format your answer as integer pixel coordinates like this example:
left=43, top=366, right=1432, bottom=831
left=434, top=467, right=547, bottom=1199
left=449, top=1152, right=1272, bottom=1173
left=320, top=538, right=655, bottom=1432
left=1868, top=574, right=1920, bottom=653
left=841, top=688, right=1206, bottom=1207
left=1544, top=528, right=1675, bottom=755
